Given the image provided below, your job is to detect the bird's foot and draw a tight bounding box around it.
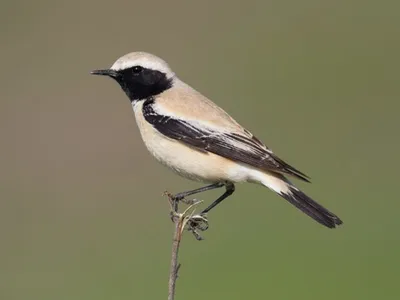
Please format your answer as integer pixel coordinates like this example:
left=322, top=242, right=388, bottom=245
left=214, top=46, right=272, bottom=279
left=164, top=191, right=198, bottom=206
left=164, top=191, right=208, bottom=241
left=180, top=198, right=200, bottom=206
left=169, top=210, right=181, bottom=223
left=187, top=213, right=209, bottom=241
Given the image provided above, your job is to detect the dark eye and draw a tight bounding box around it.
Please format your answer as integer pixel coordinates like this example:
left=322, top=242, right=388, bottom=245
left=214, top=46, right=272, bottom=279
left=132, top=66, right=143, bottom=74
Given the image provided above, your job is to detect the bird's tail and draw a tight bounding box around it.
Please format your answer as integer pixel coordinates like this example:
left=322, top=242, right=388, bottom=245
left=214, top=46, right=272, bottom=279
left=260, top=173, right=343, bottom=228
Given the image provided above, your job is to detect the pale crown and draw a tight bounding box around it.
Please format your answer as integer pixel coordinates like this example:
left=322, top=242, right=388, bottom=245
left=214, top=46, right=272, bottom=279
left=110, top=52, right=175, bottom=79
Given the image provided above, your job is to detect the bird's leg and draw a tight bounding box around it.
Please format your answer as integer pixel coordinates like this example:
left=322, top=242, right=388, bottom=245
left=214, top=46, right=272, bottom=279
left=201, top=182, right=235, bottom=214
left=165, top=191, right=207, bottom=240
left=165, top=182, right=224, bottom=230
left=167, top=182, right=235, bottom=239
left=187, top=182, right=235, bottom=235
left=171, top=182, right=224, bottom=205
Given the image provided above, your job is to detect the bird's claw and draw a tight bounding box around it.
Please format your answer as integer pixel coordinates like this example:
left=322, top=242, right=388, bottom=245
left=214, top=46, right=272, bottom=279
left=169, top=210, right=181, bottom=223
left=188, top=214, right=209, bottom=231
left=187, top=213, right=209, bottom=240
left=165, top=191, right=209, bottom=240
left=180, top=198, right=199, bottom=206
left=164, top=191, right=199, bottom=206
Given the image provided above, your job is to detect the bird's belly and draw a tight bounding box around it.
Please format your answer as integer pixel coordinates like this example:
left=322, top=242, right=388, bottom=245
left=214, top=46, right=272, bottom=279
left=144, top=130, right=237, bottom=182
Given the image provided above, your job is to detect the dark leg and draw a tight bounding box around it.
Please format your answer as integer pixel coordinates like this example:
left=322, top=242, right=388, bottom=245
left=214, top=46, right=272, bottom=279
left=201, top=182, right=235, bottom=214
left=173, top=182, right=224, bottom=201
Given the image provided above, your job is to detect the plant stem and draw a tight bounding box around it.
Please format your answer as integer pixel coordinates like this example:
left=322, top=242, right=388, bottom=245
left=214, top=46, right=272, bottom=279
left=168, top=215, right=183, bottom=300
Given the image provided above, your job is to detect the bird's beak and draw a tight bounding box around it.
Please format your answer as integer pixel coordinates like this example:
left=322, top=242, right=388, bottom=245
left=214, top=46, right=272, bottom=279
left=90, top=69, right=119, bottom=78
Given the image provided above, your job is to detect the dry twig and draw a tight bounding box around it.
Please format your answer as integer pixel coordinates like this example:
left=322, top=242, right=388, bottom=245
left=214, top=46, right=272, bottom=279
left=165, top=192, right=208, bottom=300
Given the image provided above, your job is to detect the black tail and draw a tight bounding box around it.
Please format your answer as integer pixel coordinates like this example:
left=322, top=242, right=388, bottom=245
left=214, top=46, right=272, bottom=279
left=280, top=186, right=343, bottom=228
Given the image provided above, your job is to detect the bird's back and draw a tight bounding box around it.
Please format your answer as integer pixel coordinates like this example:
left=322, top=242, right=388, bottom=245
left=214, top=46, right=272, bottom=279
left=156, top=79, right=247, bottom=135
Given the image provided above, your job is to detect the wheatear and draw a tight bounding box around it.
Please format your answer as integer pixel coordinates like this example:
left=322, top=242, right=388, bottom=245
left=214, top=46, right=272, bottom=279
left=91, top=52, right=342, bottom=228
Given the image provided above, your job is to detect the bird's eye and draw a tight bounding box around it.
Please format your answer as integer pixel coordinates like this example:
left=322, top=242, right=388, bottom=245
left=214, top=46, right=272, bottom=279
left=132, top=66, right=143, bottom=74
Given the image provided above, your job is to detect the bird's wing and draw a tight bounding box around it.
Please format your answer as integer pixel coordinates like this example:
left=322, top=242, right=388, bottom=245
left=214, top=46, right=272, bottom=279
left=143, top=98, right=310, bottom=182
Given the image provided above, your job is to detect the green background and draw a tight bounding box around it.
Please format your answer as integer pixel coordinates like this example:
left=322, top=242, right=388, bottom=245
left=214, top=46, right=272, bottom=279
left=1, top=1, right=399, bottom=299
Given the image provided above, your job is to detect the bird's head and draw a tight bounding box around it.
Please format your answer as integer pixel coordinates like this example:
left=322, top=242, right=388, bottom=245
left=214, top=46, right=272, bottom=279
left=91, top=52, right=175, bottom=102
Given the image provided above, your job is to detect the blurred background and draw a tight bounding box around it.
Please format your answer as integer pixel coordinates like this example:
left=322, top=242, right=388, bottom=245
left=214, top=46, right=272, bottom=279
left=1, top=0, right=399, bottom=299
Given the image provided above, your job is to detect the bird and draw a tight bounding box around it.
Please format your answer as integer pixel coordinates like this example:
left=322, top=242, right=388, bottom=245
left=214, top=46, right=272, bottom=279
left=91, top=51, right=343, bottom=229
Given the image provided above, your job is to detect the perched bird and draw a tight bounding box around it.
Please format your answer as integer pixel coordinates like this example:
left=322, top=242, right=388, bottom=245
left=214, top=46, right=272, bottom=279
left=91, top=52, right=342, bottom=228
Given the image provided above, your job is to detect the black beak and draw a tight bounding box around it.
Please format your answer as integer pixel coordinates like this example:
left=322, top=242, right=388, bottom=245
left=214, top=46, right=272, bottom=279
left=90, top=69, right=119, bottom=78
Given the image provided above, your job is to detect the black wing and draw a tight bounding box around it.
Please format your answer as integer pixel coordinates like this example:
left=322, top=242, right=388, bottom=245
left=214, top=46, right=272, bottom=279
left=143, top=100, right=310, bottom=182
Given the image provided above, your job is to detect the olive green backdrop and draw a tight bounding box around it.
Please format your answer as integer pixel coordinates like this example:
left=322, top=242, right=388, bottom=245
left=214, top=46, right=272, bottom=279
left=1, top=1, right=399, bottom=299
